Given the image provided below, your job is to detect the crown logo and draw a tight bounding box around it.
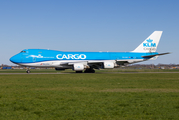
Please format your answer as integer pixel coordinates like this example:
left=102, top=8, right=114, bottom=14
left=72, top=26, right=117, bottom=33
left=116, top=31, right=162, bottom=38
left=146, top=38, right=153, bottom=43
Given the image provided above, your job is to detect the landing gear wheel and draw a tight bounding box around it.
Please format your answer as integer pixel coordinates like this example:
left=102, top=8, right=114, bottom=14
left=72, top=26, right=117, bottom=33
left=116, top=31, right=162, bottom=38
left=91, top=70, right=95, bottom=73
left=26, top=70, right=30, bottom=73
left=84, top=69, right=95, bottom=73
left=76, top=71, right=83, bottom=73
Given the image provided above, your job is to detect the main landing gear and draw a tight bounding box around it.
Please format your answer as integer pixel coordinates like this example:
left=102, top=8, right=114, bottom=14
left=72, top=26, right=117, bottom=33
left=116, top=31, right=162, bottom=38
left=84, top=68, right=95, bottom=73
left=76, top=71, right=83, bottom=73
left=26, top=68, right=30, bottom=73
left=75, top=68, right=95, bottom=73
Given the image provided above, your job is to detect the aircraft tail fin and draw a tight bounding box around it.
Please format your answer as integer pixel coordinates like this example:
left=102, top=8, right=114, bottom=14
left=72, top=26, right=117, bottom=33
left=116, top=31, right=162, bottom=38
left=132, top=31, right=163, bottom=53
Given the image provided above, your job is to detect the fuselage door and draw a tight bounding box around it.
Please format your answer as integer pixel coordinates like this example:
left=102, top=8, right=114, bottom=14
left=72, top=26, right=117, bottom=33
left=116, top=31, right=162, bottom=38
left=21, top=51, right=28, bottom=62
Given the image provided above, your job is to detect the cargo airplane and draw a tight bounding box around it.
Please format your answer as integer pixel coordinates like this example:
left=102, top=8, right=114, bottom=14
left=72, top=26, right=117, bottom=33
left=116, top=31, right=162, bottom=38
left=10, top=31, right=169, bottom=73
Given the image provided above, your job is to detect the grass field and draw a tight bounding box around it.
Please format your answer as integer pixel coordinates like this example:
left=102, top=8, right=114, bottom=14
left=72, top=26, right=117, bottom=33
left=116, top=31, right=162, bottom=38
left=0, top=68, right=179, bottom=73
left=0, top=71, right=179, bottom=119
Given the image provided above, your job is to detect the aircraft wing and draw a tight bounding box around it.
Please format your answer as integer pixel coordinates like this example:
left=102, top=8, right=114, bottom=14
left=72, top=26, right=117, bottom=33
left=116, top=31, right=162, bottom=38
left=116, top=60, right=145, bottom=65
left=60, top=61, right=88, bottom=65
left=60, top=61, right=103, bottom=69
left=61, top=61, right=104, bottom=65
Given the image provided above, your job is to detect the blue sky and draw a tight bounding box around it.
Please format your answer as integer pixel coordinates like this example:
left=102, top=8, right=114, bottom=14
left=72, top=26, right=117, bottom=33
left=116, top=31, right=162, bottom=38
left=0, top=0, right=179, bottom=65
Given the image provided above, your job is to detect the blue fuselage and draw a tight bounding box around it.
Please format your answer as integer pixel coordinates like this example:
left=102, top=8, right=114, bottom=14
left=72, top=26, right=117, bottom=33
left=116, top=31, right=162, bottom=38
left=10, top=49, right=157, bottom=64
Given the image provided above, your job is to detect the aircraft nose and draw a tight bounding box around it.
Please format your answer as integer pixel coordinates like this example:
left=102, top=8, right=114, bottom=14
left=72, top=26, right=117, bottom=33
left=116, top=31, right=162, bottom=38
left=10, top=54, right=21, bottom=63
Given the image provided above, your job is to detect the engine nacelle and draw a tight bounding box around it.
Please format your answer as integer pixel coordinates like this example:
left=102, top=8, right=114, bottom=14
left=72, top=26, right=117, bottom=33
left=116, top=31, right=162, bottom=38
left=55, top=68, right=66, bottom=71
left=103, top=62, right=115, bottom=69
left=73, top=63, right=84, bottom=71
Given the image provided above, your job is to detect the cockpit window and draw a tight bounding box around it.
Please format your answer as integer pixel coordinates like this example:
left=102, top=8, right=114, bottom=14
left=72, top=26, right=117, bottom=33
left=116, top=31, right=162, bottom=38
left=20, top=51, right=26, bottom=53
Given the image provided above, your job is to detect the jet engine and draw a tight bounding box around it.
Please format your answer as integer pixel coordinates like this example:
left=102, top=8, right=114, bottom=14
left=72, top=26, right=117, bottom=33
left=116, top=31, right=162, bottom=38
left=103, top=62, right=115, bottom=69
left=73, top=63, right=84, bottom=71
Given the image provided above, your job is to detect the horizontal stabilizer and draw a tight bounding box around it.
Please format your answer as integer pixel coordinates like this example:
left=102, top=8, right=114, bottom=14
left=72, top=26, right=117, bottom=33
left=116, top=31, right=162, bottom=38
left=141, top=52, right=170, bottom=58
